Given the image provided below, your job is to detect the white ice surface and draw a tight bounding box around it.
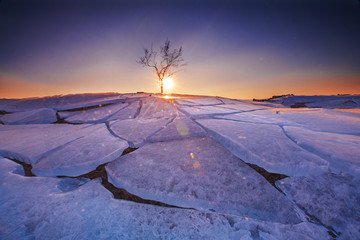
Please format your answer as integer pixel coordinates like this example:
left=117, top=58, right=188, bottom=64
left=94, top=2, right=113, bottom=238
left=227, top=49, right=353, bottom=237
left=1, top=93, right=359, bottom=239
left=283, top=126, right=360, bottom=177
left=137, top=97, right=179, bottom=119
left=64, top=102, right=128, bottom=123
left=148, top=116, right=206, bottom=142
left=109, top=118, right=171, bottom=147
left=0, top=124, right=128, bottom=176
left=0, top=158, right=329, bottom=240
left=277, top=172, right=360, bottom=240
left=175, top=97, right=224, bottom=106
left=0, top=93, right=122, bottom=112
left=278, top=108, right=360, bottom=135
left=107, top=100, right=140, bottom=120
left=54, top=95, right=126, bottom=111
left=107, top=137, right=301, bottom=224
left=196, top=119, right=329, bottom=176
left=178, top=105, right=236, bottom=117
left=215, top=108, right=296, bottom=125
left=0, top=108, right=57, bottom=124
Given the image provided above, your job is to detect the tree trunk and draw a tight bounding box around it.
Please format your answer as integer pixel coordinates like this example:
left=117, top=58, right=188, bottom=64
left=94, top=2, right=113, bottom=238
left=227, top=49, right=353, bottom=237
left=160, top=79, right=163, bottom=94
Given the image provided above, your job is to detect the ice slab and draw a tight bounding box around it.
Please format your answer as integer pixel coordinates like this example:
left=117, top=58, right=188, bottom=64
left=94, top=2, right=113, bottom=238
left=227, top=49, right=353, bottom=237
left=279, top=108, right=360, bottom=135
left=277, top=173, right=360, bottom=239
left=54, top=95, right=126, bottom=111
left=0, top=108, right=57, bottom=124
left=216, top=108, right=296, bottom=125
left=0, top=124, right=128, bottom=176
left=178, top=101, right=268, bottom=118
left=196, top=119, right=329, bottom=176
left=64, top=102, right=128, bottom=123
left=107, top=137, right=301, bottom=224
left=178, top=105, right=233, bottom=117
left=0, top=158, right=329, bottom=240
left=0, top=124, right=82, bottom=164
left=283, top=126, right=360, bottom=177
left=175, top=97, right=224, bottom=106
left=148, top=117, right=206, bottom=142
left=137, top=97, right=179, bottom=119
left=107, top=100, right=140, bottom=121
left=0, top=93, right=122, bottom=112
left=109, top=118, right=171, bottom=147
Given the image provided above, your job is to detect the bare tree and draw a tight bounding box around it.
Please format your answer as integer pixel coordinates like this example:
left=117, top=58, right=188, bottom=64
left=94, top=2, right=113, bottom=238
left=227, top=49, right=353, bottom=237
left=138, top=39, right=186, bottom=94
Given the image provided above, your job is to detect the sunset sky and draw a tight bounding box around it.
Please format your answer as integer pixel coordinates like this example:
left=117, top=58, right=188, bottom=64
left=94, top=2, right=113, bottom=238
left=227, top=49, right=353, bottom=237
left=0, top=0, right=359, bottom=99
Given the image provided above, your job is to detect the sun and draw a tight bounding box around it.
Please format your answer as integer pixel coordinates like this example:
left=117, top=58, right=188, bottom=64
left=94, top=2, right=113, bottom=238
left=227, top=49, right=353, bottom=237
left=163, top=77, right=174, bottom=91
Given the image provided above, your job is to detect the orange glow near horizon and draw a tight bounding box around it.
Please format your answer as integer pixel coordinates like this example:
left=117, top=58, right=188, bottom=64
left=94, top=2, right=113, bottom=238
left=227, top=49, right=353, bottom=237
left=0, top=74, right=359, bottom=100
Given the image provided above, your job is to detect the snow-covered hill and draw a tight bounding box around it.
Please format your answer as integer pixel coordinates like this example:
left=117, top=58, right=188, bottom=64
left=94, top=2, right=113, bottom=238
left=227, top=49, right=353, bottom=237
left=0, top=93, right=359, bottom=239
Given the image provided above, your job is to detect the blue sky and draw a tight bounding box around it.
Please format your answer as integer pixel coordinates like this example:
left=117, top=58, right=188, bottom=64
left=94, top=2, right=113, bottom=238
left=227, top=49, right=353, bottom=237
left=0, top=0, right=359, bottom=98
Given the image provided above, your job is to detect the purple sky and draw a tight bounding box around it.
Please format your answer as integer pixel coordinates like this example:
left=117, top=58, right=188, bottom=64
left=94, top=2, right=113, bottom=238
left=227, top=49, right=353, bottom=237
left=0, top=0, right=359, bottom=99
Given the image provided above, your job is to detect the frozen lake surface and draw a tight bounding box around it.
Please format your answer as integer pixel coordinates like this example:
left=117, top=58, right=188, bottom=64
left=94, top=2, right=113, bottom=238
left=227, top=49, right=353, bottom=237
left=0, top=93, right=359, bottom=239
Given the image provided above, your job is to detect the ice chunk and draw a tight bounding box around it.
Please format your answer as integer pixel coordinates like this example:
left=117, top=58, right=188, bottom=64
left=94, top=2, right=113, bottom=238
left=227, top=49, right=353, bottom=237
left=178, top=102, right=267, bottom=118
left=279, top=108, right=360, bottom=135
left=107, top=101, right=140, bottom=121
left=216, top=108, right=296, bottom=125
left=175, top=97, right=224, bottom=106
left=0, top=108, right=57, bottom=124
left=277, top=173, right=360, bottom=239
left=196, top=119, right=329, bottom=176
left=137, top=97, right=178, bottom=119
left=65, top=102, right=128, bottom=123
left=283, top=126, right=360, bottom=176
left=0, top=158, right=329, bottom=240
left=0, top=124, right=128, bottom=176
left=0, top=93, right=122, bottom=112
left=107, top=137, right=301, bottom=224
left=55, top=95, right=126, bottom=111
left=178, top=105, right=236, bottom=117
left=149, top=117, right=206, bottom=142
left=33, top=124, right=128, bottom=176
left=0, top=124, right=81, bottom=164
left=109, top=118, right=171, bottom=147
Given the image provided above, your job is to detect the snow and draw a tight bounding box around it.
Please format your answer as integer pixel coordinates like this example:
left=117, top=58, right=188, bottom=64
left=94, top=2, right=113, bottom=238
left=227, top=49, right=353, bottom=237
left=0, top=108, right=57, bottom=124
left=196, top=119, right=329, bottom=176
left=0, top=157, right=330, bottom=240
left=106, top=137, right=301, bottom=224
left=0, top=124, right=128, bottom=176
left=0, top=93, right=359, bottom=239
left=256, top=94, right=360, bottom=109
